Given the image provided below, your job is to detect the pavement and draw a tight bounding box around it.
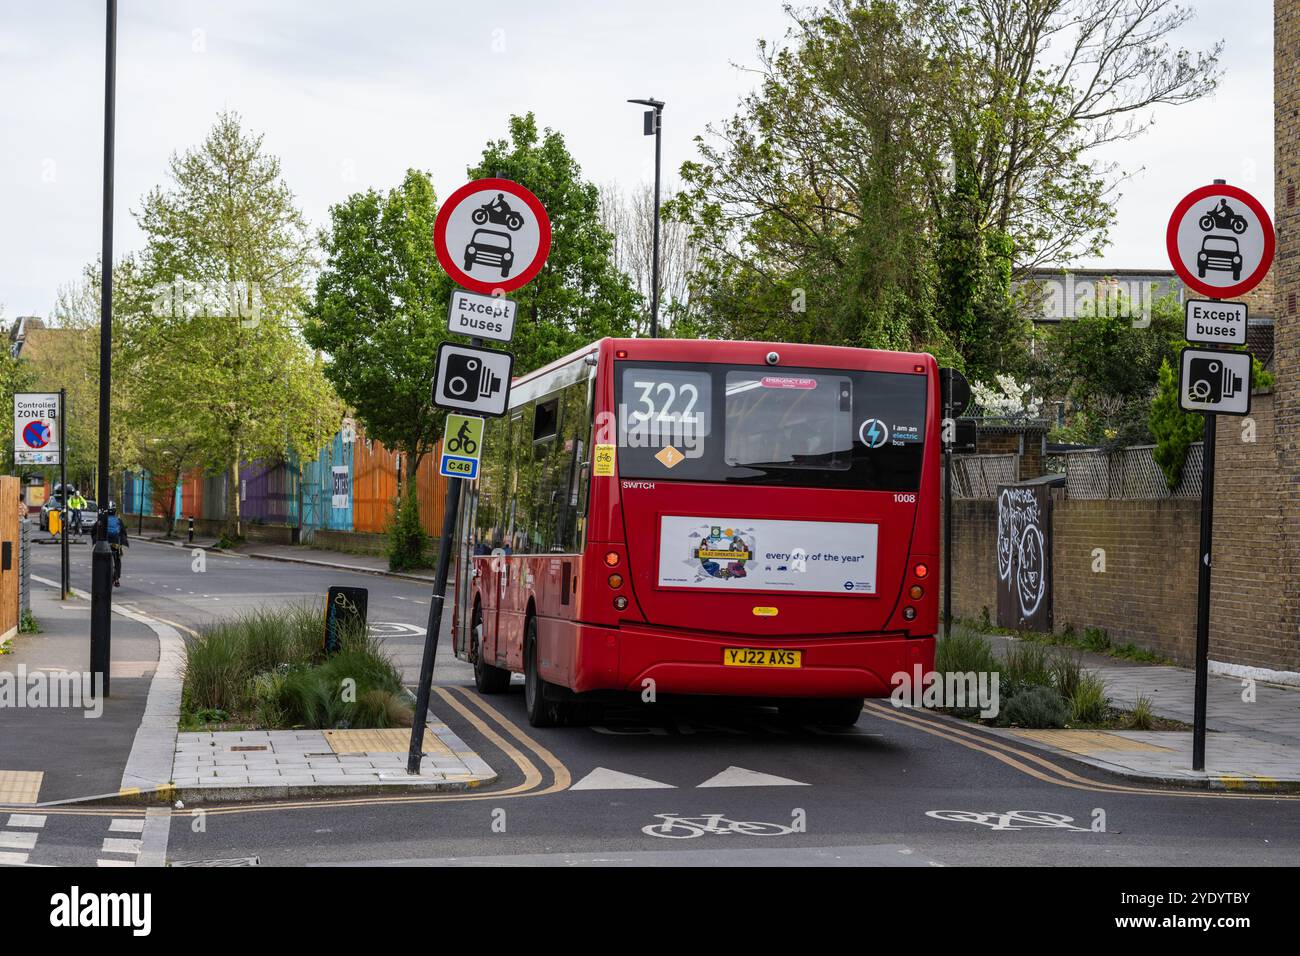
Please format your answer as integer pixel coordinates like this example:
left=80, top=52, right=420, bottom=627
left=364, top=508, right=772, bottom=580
left=171, top=725, right=495, bottom=802
left=2, top=544, right=490, bottom=815
left=982, top=632, right=1300, bottom=789
left=1, top=577, right=158, bottom=804
left=145, top=533, right=436, bottom=582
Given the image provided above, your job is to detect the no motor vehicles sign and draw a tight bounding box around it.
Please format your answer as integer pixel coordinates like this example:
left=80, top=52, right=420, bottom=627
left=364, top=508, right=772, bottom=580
left=434, top=178, right=551, bottom=295
left=1166, top=183, right=1274, bottom=300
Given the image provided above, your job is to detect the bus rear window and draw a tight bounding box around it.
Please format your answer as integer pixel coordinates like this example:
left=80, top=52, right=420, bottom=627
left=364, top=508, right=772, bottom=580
left=724, top=372, right=853, bottom=471
left=615, top=362, right=927, bottom=491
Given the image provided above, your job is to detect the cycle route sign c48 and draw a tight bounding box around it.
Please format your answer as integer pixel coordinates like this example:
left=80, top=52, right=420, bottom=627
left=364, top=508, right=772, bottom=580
left=439, top=413, right=485, bottom=480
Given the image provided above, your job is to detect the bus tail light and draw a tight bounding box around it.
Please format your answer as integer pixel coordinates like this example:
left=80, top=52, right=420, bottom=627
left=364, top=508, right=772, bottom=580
left=604, top=551, right=620, bottom=567
left=608, top=573, right=623, bottom=589
left=903, top=607, right=917, bottom=621
left=909, top=585, right=924, bottom=599
left=914, top=563, right=929, bottom=579
left=613, top=596, right=629, bottom=611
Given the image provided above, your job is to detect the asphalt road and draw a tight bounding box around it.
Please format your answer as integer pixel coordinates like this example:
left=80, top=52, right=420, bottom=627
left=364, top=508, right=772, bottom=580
left=17, top=540, right=1300, bottom=867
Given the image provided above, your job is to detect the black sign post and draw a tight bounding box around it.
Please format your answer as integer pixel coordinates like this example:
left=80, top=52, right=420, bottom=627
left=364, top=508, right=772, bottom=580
left=1166, top=178, right=1273, bottom=772
left=59, top=388, right=68, bottom=600
left=406, top=332, right=478, bottom=775
left=409, top=176, right=549, bottom=775
left=939, top=368, right=970, bottom=643
left=1191, top=413, right=1215, bottom=769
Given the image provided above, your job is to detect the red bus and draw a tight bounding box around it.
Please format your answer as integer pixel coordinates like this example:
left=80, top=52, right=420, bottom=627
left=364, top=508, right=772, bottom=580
left=451, top=338, right=939, bottom=727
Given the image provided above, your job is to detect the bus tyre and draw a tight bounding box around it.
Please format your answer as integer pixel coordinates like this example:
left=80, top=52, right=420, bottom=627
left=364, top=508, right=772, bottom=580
left=472, top=605, right=511, bottom=695
left=779, top=697, right=863, bottom=727
left=524, top=617, right=566, bottom=728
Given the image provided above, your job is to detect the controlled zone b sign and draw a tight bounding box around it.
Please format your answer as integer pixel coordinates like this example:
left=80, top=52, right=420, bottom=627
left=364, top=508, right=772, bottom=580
left=14, top=392, right=61, bottom=465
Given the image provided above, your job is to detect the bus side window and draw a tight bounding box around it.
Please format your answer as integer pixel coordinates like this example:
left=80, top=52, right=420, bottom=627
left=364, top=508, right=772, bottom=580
left=474, top=411, right=511, bottom=552
left=509, top=405, right=538, bottom=552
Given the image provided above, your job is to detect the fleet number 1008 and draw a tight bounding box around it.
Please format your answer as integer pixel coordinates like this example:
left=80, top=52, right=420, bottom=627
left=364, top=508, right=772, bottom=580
left=894, top=494, right=916, bottom=503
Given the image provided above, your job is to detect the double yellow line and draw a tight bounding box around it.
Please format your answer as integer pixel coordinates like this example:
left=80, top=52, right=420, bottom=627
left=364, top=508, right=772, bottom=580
left=0, top=686, right=569, bottom=820
left=862, top=701, right=1300, bottom=801
left=198, top=686, right=570, bottom=818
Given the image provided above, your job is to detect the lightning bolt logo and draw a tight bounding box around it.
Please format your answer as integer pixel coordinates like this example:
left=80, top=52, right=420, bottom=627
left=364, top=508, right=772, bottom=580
left=859, top=418, right=888, bottom=448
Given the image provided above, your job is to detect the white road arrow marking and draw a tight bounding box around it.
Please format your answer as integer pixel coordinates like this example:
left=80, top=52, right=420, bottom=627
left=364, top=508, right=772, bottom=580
left=695, top=766, right=810, bottom=788
left=570, top=768, right=676, bottom=791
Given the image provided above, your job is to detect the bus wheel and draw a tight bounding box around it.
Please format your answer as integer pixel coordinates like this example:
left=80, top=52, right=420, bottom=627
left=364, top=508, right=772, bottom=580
left=779, top=697, right=863, bottom=727
left=472, top=605, right=511, bottom=695
left=524, top=617, right=565, bottom=727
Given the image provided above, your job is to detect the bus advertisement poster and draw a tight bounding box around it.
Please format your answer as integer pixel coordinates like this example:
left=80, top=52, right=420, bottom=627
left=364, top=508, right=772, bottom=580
left=656, top=515, right=879, bottom=594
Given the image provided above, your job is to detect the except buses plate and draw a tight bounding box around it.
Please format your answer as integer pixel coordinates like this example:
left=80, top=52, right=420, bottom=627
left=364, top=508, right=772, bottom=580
left=723, top=648, right=802, bottom=668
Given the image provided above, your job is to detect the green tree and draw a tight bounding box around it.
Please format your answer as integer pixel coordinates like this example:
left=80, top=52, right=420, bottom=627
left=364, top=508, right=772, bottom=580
left=1038, top=291, right=1183, bottom=446
left=468, top=114, right=638, bottom=371
left=25, top=259, right=144, bottom=491
left=306, top=170, right=452, bottom=489
left=1149, top=358, right=1202, bottom=489
left=125, top=112, right=342, bottom=540
left=672, top=0, right=1219, bottom=367
left=306, top=169, right=452, bottom=569
left=0, top=311, right=36, bottom=474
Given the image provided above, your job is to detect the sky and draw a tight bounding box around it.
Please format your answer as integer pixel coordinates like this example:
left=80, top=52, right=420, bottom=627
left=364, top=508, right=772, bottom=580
left=0, top=0, right=1275, bottom=320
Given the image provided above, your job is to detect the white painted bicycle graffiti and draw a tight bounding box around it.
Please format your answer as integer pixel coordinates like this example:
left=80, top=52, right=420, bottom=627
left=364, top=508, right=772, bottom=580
left=642, top=813, right=796, bottom=839
left=925, top=809, right=1089, bottom=831
left=997, top=488, right=1046, bottom=621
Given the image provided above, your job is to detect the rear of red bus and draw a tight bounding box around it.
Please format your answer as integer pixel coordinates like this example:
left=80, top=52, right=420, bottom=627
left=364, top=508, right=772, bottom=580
left=568, top=338, right=938, bottom=716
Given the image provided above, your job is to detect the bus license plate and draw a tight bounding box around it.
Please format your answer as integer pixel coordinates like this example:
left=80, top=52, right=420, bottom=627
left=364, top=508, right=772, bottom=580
left=723, top=648, right=802, bottom=668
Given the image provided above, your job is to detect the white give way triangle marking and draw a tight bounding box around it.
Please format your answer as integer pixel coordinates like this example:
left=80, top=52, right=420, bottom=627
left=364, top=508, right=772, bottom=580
left=695, top=766, right=810, bottom=788
left=571, top=768, right=676, bottom=790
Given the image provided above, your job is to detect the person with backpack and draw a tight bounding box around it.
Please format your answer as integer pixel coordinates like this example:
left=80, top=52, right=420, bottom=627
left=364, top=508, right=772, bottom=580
left=92, top=503, right=130, bottom=587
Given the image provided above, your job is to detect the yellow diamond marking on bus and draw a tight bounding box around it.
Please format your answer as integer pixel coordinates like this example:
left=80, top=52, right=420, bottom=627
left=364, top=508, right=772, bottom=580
left=656, top=445, right=684, bottom=468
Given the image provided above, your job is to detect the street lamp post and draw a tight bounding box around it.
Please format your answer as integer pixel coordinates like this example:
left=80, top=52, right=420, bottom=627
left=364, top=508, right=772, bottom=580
left=628, top=97, right=664, bottom=339
left=90, top=0, right=117, bottom=696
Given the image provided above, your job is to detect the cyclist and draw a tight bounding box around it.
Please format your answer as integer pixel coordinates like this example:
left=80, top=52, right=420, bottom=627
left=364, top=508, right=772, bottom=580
left=449, top=420, right=476, bottom=454
left=91, top=503, right=130, bottom=587
left=67, top=489, right=88, bottom=539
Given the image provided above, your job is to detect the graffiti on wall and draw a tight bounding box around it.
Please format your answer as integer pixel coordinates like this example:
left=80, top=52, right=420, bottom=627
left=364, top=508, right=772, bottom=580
left=996, top=485, right=1051, bottom=630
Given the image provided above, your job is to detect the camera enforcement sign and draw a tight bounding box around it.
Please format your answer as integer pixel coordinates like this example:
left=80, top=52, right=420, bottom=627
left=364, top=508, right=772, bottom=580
left=439, top=413, right=485, bottom=479
left=432, top=341, right=513, bottom=417
left=1178, top=347, right=1252, bottom=416
left=433, top=177, right=552, bottom=295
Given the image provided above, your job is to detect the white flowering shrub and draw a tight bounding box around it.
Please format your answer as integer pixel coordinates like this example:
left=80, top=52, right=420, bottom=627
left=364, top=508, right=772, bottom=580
left=970, top=374, right=1041, bottom=420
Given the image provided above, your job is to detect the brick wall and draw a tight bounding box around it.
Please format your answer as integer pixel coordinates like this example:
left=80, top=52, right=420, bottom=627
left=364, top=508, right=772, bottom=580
left=1274, top=0, right=1300, bottom=671
left=976, top=427, right=1047, bottom=479
left=946, top=396, right=1298, bottom=670
left=1049, top=497, right=1199, bottom=663
left=1212, top=394, right=1297, bottom=669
